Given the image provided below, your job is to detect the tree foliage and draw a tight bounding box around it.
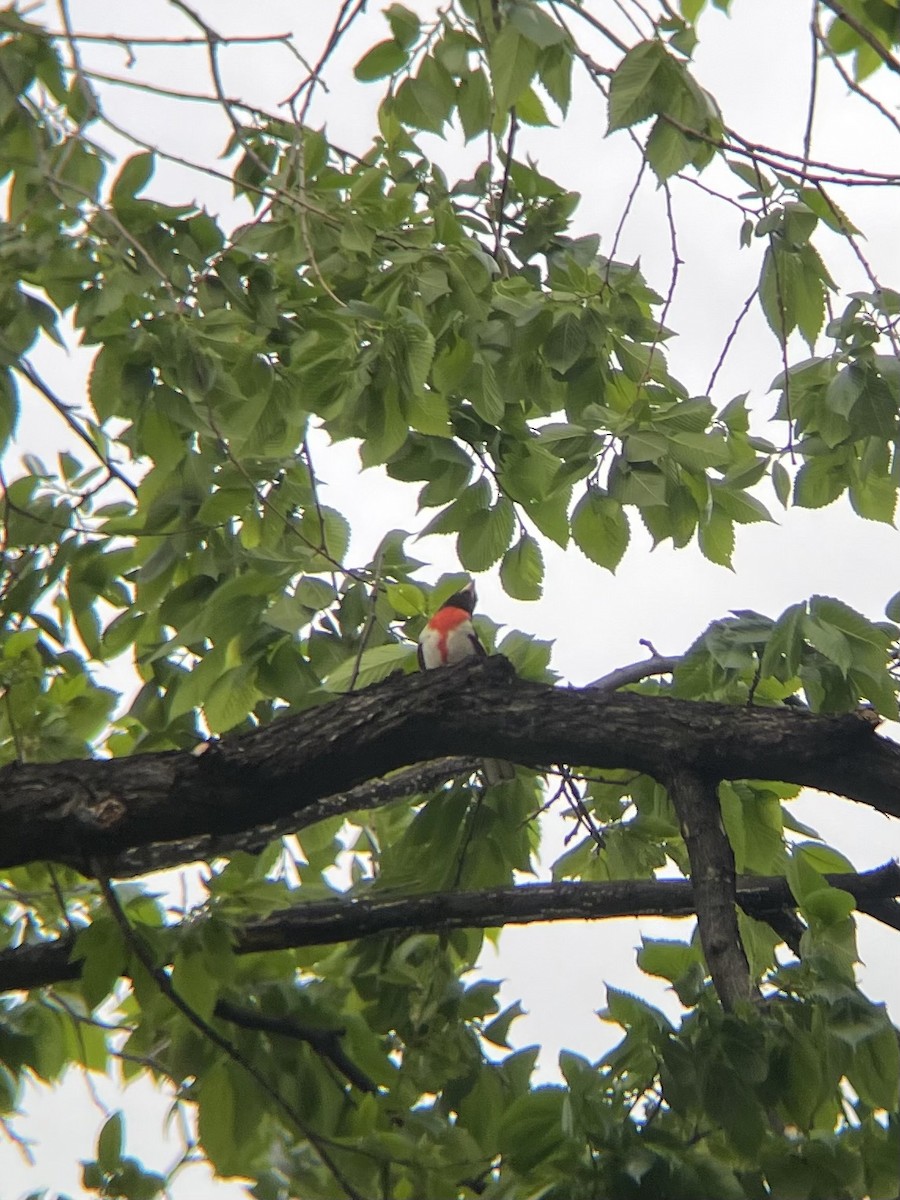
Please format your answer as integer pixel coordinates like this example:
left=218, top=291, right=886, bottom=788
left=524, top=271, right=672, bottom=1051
left=0, top=1, right=899, bottom=1197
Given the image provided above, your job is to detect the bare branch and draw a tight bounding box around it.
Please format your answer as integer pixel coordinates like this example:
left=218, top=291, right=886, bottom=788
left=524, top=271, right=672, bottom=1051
left=3, top=864, right=898, bottom=995
left=587, top=655, right=680, bottom=691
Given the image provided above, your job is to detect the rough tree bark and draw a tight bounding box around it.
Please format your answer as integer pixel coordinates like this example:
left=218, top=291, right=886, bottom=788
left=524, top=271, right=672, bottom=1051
left=2, top=656, right=899, bottom=1013
left=0, top=656, right=897, bottom=875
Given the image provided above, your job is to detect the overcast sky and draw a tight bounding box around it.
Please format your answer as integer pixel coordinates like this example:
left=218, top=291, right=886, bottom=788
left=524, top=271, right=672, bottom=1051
left=4, top=2, right=900, bottom=1196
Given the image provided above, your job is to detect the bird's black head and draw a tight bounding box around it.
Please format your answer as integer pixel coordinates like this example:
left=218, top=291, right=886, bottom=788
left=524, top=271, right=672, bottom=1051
left=439, top=579, right=476, bottom=614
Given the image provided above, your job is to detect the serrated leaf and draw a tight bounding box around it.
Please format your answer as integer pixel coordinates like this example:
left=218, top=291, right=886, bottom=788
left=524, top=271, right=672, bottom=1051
left=608, top=41, right=668, bottom=132
left=489, top=25, right=538, bottom=119
left=203, top=664, right=260, bottom=734
left=803, top=616, right=852, bottom=674
left=325, top=642, right=413, bottom=692
left=571, top=489, right=629, bottom=570
left=544, top=312, right=586, bottom=372
left=849, top=471, right=897, bottom=524
left=711, top=485, right=774, bottom=524
left=500, top=533, right=544, bottom=599
left=457, top=498, right=515, bottom=570
left=698, top=508, right=734, bottom=567
left=793, top=458, right=847, bottom=509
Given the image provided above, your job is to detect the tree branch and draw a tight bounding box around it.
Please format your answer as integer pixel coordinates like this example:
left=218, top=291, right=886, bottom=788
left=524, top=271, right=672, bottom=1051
left=667, top=770, right=754, bottom=1009
left=108, top=757, right=481, bottom=879
left=213, top=997, right=376, bottom=1094
left=1, top=658, right=898, bottom=874
left=3, top=865, right=898, bottom=996
left=818, top=0, right=900, bottom=77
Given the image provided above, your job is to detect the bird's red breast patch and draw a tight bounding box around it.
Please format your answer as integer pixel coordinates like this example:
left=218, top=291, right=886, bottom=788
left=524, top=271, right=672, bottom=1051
left=426, top=604, right=471, bottom=663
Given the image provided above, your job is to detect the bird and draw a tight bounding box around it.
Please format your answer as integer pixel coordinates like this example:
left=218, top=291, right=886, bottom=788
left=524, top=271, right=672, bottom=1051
left=417, top=579, right=516, bottom=786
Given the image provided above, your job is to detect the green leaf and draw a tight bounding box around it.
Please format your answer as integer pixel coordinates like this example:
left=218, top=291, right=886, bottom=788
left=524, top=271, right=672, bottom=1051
left=457, top=498, right=515, bottom=571
left=498, top=1088, right=572, bottom=1174
left=759, top=241, right=830, bottom=347
left=711, top=485, right=773, bottom=524
left=385, top=581, right=426, bottom=617
left=612, top=464, right=668, bottom=508
left=698, top=508, right=734, bottom=567
left=0, top=369, right=19, bottom=451
left=457, top=68, right=492, bottom=140
left=544, top=312, right=586, bottom=372
left=489, top=25, right=539, bottom=119
left=500, top=533, right=544, bottom=600
left=508, top=3, right=567, bottom=49
left=793, top=458, right=847, bottom=509
left=772, top=460, right=791, bottom=508
left=97, top=1112, right=124, bottom=1171
left=111, top=152, right=154, bottom=209
left=608, top=41, right=669, bottom=131
left=645, top=117, right=694, bottom=180
left=198, top=1063, right=242, bottom=1177
left=849, top=470, right=897, bottom=524
left=354, top=39, right=409, bottom=82
left=325, top=642, right=413, bottom=692
left=570, top=489, right=630, bottom=570
left=847, top=1025, right=900, bottom=1110
left=386, top=4, right=420, bottom=48
left=637, top=937, right=700, bottom=982
left=203, top=665, right=260, bottom=734
left=804, top=616, right=852, bottom=674
left=172, top=947, right=220, bottom=1021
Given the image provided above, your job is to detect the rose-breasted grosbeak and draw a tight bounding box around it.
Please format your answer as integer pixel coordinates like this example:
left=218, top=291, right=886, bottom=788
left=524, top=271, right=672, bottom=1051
left=417, top=580, right=515, bottom=786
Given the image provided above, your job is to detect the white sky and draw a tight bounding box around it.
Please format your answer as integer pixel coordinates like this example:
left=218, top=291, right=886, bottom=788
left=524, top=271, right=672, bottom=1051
left=4, top=1, right=900, bottom=1196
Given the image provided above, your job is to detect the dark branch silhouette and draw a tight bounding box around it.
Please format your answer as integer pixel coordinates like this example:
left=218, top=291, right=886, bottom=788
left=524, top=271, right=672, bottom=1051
left=4, top=865, right=898, bottom=996
left=1, top=657, right=899, bottom=877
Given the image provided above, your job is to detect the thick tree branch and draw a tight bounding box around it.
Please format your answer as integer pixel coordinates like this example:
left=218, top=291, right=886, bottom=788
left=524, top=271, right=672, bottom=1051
left=109, top=758, right=480, bottom=879
left=0, top=657, right=898, bottom=873
left=3, top=865, right=898, bottom=995
left=667, top=770, right=754, bottom=1009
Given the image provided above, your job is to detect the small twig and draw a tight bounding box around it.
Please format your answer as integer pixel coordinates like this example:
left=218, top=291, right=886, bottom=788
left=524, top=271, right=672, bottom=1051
left=556, top=765, right=606, bottom=849
left=587, top=655, right=680, bottom=692
left=753, top=158, right=795, bottom=459
left=800, top=1, right=820, bottom=186
left=607, top=157, right=647, bottom=278
left=214, top=997, right=376, bottom=1093
left=493, top=112, right=518, bottom=262
left=16, top=360, right=138, bottom=497
left=819, top=0, right=900, bottom=76
left=814, top=15, right=900, bottom=136
left=552, top=0, right=629, bottom=53
left=705, top=284, right=759, bottom=395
